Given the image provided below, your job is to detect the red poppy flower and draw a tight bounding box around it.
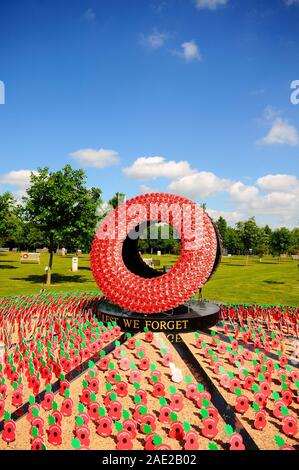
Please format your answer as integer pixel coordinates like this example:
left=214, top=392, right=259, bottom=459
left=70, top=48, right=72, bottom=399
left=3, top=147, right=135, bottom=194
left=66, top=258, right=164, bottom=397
left=259, top=381, right=271, bottom=397
left=31, top=416, right=45, bottom=436
left=282, top=390, right=293, bottom=406
left=186, top=383, right=199, bottom=400
left=229, top=433, right=245, bottom=450
left=119, top=357, right=130, bottom=371
left=133, top=404, right=144, bottom=422
left=207, top=406, right=219, bottom=422
left=170, top=393, right=183, bottom=412
left=12, top=389, right=23, bottom=407
left=61, top=397, right=73, bottom=417
left=168, top=421, right=185, bottom=439
left=108, top=400, right=122, bottom=420
left=273, top=400, right=286, bottom=419
left=47, top=424, right=62, bottom=446
left=31, top=436, right=45, bottom=450
left=129, top=369, right=141, bottom=384
left=134, top=347, right=146, bottom=359
left=59, top=380, right=70, bottom=397
left=220, top=373, right=230, bottom=389
left=149, top=370, right=161, bottom=385
left=229, top=377, right=241, bottom=394
left=243, top=375, right=254, bottom=390
left=79, top=388, right=91, bottom=406
left=88, top=401, right=100, bottom=421
left=144, top=433, right=156, bottom=450
left=116, top=381, right=128, bottom=397
left=254, top=410, right=267, bottom=430
left=184, top=430, right=199, bottom=450
left=97, top=356, right=109, bottom=371
left=140, top=413, right=156, bottom=433
left=235, top=395, right=249, bottom=414
left=75, top=425, right=90, bottom=447
left=201, top=417, right=218, bottom=439
left=282, top=416, right=298, bottom=437
left=145, top=331, right=154, bottom=342
left=158, top=406, right=172, bottom=423
left=96, top=417, right=113, bottom=437
left=139, top=356, right=150, bottom=371
left=27, top=404, right=40, bottom=424
left=254, top=391, right=266, bottom=408
left=279, top=356, right=288, bottom=367
left=87, top=377, right=99, bottom=393
left=152, top=382, right=165, bottom=398
left=136, top=388, right=148, bottom=404
left=123, top=419, right=137, bottom=439
left=162, top=353, right=173, bottom=367
left=41, top=392, right=54, bottom=411
left=116, top=431, right=133, bottom=450
left=126, top=338, right=136, bottom=350
left=106, top=369, right=118, bottom=384
left=0, top=400, right=4, bottom=419
left=2, top=420, right=16, bottom=443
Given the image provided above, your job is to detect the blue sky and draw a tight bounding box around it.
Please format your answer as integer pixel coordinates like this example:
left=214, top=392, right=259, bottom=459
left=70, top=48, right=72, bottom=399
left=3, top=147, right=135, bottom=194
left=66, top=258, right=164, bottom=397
left=0, top=0, right=298, bottom=227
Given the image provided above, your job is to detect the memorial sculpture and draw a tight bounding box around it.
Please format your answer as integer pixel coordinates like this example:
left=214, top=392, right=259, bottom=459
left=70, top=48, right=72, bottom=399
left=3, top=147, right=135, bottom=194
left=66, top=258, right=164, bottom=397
left=91, top=193, right=221, bottom=332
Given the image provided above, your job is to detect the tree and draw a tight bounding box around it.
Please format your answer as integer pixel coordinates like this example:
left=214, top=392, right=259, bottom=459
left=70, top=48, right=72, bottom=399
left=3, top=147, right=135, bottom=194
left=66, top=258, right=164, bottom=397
left=289, top=228, right=299, bottom=255
left=242, top=217, right=260, bottom=253
left=108, top=192, right=125, bottom=209
left=216, top=216, right=228, bottom=247
left=23, top=165, right=102, bottom=285
left=270, top=228, right=292, bottom=257
left=0, top=192, right=23, bottom=247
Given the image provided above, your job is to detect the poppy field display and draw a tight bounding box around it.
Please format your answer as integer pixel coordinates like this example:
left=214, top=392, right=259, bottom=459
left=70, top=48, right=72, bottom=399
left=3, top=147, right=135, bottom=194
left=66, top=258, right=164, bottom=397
left=0, top=292, right=298, bottom=450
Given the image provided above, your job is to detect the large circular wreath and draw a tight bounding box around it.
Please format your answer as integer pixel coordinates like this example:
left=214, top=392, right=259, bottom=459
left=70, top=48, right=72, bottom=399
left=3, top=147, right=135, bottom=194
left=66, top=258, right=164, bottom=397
left=91, top=193, right=220, bottom=314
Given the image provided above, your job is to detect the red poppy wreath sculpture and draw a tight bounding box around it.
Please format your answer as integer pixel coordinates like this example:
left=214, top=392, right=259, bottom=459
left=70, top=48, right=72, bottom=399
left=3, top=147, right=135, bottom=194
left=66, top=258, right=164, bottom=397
left=91, top=193, right=220, bottom=315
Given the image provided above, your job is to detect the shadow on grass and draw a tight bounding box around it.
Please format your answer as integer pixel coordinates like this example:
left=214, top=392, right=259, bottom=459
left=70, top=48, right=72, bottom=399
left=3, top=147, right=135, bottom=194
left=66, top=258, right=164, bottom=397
left=0, top=265, right=17, bottom=269
left=12, top=274, right=88, bottom=284
left=263, top=280, right=285, bottom=285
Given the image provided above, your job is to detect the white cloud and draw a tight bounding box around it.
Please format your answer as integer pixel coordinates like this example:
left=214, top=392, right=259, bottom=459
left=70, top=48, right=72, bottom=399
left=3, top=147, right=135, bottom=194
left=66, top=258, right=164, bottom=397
left=285, top=0, right=299, bottom=6
left=84, top=8, right=96, bottom=22
left=256, top=174, right=299, bottom=193
left=168, top=171, right=231, bottom=199
left=229, top=177, right=299, bottom=224
left=228, top=182, right=259, bottom=203
left=70, top=148, right=119, bottom=168
left=195, top=0, right=228, bottom=10
left=0, top=170, right=35, bottom=197
left=140, top=30, right=168, bottom=49
left=139, top=184, right=158, bottom=194
left=257, top=118, right=298, bottom=146
left=262, top=105, right=280, bottom=122
left=206, top=208, right=244, bottom=225
left=179, top=40, right=201, bottom=61
left=123, top=156, right=195, bottom=180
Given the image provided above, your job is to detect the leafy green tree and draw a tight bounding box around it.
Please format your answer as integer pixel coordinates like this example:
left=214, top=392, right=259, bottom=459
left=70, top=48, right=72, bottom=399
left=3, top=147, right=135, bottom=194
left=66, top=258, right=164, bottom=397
left=289, top=228, right=299, bottom=255
left=270, top=228, right=292, bottom=257
left=108, top=192, right=125, bottom=209
left=0, top=192, right=23, bottom=247
left=216, top=216, right=228, bottom=247
left=242, top=217, right=260, bottom=253
left=23, top=165, right=102, bottom=284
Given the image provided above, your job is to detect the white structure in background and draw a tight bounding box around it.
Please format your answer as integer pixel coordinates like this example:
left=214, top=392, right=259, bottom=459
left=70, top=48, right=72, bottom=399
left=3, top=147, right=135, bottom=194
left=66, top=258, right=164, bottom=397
left=157, top=250, right=161, bottom=256
left=72, top=257, right=78, bottom=272
left=169, top=362, right=183, bottom=383
left=0, top=342, right=5, bottom=364
left=61, top=247, right=66, bottom=256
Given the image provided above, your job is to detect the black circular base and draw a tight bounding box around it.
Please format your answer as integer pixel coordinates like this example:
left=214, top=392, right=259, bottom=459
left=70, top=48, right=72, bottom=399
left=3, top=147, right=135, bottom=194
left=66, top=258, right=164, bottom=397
left=97, top=299, right=219, bottom=333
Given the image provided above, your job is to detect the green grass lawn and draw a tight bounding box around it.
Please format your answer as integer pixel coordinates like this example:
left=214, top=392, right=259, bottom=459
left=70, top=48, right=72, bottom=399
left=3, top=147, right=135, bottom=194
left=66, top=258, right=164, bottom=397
left=0, top=251, right=298, bottom=305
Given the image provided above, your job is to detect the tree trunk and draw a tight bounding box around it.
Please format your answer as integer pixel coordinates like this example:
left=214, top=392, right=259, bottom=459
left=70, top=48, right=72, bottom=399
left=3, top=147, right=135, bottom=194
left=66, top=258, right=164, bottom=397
left=46, top=233, right=54, bottom=285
